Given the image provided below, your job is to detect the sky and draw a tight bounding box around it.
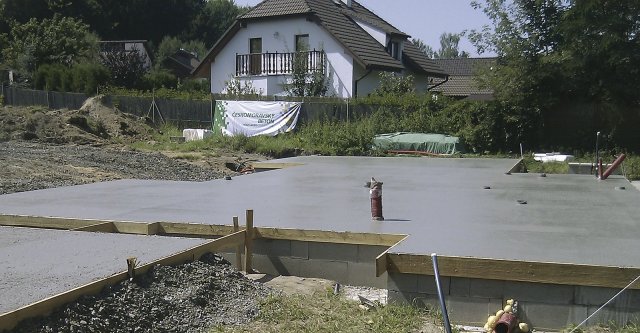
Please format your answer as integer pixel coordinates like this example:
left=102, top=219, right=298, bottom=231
left=232, top=0, right=495, bottom=57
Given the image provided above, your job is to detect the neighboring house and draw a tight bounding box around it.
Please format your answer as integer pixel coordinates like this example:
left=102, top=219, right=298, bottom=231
left=99, top=40, right=152, bottom=69
left=163, top=49, right=200, bottom=79
left=192, top=0, right=447, bottom=98
left=430, top=57, right=497, bottom=100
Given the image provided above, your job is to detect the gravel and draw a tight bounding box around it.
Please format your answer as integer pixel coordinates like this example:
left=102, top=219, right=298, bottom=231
left=10, top=253, right=271, bottom=333
left=0, top=141, right=224, bottom=195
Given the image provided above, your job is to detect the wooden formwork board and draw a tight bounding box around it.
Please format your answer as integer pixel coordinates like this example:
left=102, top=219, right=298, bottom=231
left=0, top=230, right=246, bottom=332
left=385, top=253, right=640, bottom=290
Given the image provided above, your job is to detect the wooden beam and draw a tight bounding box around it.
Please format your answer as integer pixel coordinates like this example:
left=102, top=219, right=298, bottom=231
left=157, top=222, right=234, bottom=237
left=146, top=222, right=162, bottom=235
left=71, top=222, right=116, bottom=233
left=244, top=210, right=254, bottom=272
left=0, top=230, right=246, bottom=332
left=233, top=216, right=242, bottom=271
left=375, top=236, right=408, bottom=277
left=387, top=253, right=640, bottom=290
left=111, top=222, right=150, bottom=235
left=251, top=162, right=304, bottom=170
left=254, top=227, right=405, bottom=246
left=0, top=214, right=97, bottom=230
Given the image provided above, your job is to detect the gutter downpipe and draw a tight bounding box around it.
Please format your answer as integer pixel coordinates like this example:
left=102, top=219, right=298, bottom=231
left=432, top=253, right=452, bottom=333
left=427, top=75, right=449, bottom=92
left=354, top=69, right=373, bottom=98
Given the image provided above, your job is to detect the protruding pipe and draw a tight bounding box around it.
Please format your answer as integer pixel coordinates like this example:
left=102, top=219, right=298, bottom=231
left=431, top=253, right=452, bottom=333
left=594, top=131, right=601, bottom=177
left=495, top=312, right=517, bottom=333
left=601, top=154, right=626, bottom=180
left=369, top=177, right=383, bottom=221
left=598, top=158, right=603, bottom=179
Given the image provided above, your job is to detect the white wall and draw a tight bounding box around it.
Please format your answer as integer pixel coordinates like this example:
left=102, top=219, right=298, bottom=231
left=210, top=17, right=355, bottom=98
left=125, top=42, right=152, bottom=69
left=354, top=20, right=386, bottom=47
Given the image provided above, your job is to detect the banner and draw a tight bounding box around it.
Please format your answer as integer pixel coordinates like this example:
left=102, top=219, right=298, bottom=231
left=213, top=100, right=302, bottom=137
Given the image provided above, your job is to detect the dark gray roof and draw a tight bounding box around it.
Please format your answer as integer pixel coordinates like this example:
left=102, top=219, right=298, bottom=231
left=194, top=0, right=445, bottom=77
left=430, top=58, right=497, bottom=97
left=239, top=0, right=311, bottom=19
left=433, top=57, right=497, bottom=76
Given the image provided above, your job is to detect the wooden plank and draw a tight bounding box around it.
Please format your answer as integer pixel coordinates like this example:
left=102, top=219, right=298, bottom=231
left=112, top=222, right=153, bottom=235
left=387, top=253, right=640, bottom=290
left=0, top=214, right=98, bottom=230
left=251, top=162, right=304, bottom=170
left=244, top=210, right=254, bottom=272
left=375, top=236, right=408, bottom=277
left=71, top=222, right=116, bottom=233
left=157, top=222, right=234, bottom=237
left=146, top=222, right=162, bottom=235
left=254, top=227, right=405, bottom=246
left=233, top=216, right=243, bottom=271
left=0, top=230, right=246, bottom=332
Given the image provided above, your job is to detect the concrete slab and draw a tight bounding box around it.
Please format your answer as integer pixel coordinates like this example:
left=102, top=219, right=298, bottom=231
left=1, top=156, right=639, bottom=269
left=0, top=226, right=206, bottom=314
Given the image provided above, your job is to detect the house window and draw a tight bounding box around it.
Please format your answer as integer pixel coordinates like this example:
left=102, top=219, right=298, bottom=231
left=387, top=41, right=400, bottom=60
left=249, top=38, right=262, bottom=75
left=295, top=34, right=310, bottom=52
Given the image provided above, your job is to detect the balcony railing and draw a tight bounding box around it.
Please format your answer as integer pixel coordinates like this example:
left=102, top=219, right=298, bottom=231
left=236, top=50, right=326, bottom=76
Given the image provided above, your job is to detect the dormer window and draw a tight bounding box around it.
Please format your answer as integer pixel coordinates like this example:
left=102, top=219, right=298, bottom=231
left=387, top=41, right=400, bottom=60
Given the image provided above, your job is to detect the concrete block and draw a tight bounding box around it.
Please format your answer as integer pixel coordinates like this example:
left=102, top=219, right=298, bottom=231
left=388, top=290, right=439, bottom=308
left=469, top=278, right=504, bottom=299
left=356, top=245, right=387, bottom=263
left=290, top=240, right=308, bottom=259
left=585, top=306, right=640, bottom=326
left=252, top=239, right=291, bottom=257
left=518, top=302, right=588, bottom=330
left=298, top=259, right=348, bottom=284
left=388, top=272, right=418, bottom=293
left=417, top=274, right=450, bottom=295
left=503, top=281, right=574, bottom=305
left=450, top=277, right=470, bottom=297
left=308, top=242, right=358, bottom=262
left=446, top=296, right=504, bottom=325
left=575, top=286, right=640, bottom=309
left=346, top=261, right=386, bottom=288
left=252, top=254, right=302, bottom=276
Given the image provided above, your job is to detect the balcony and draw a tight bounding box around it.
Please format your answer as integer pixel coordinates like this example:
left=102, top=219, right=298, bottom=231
left=236, top=50, right=326, bottom=76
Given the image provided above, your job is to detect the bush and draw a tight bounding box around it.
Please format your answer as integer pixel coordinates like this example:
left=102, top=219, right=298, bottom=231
left=141, top=69, right=178, bottom=90
left=34, top=63, right=109, bottom=95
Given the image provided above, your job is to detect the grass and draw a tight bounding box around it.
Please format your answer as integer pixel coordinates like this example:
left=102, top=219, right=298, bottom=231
left=211, top=291, right=440, bottom=333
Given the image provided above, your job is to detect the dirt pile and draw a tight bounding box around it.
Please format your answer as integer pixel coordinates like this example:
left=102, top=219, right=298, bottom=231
left=0, top=141, right=224, bottom=195
left=10, top=253, right=271, bottom=333
left=0, top=96, right=155, bottom=144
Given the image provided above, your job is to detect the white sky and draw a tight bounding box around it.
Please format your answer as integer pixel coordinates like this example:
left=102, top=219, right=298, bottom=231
left=232, top=0, right=495, bottom=57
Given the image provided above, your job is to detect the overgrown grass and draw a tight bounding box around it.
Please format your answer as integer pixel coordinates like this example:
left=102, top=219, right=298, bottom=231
left=211, top=291, right=438, bottom=333
left=563, top=321, right=640, bottom=333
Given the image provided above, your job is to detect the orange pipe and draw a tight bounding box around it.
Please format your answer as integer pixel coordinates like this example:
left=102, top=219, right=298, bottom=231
left=601, top=154, right=626, bottom=180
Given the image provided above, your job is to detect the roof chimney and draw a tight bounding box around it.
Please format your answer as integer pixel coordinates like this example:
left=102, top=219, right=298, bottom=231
left=347, top=0, right=352, bottom=7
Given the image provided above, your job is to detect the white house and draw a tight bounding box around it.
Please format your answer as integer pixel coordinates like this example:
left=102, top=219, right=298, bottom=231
left=192, top=0, right=448, bottom=98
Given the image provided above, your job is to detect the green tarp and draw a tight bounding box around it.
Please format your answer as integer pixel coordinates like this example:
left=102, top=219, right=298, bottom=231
left=373, top=132, right=464, bottom=155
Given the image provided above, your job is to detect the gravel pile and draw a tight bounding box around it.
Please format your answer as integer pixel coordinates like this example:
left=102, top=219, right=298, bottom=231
left=11, top=253, right=271, bottom=333
left=0, top=141, right=223, bottom=195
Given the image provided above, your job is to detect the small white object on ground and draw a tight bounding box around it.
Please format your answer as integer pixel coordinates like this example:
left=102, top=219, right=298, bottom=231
left=183, top=129, right=213, bottom=142
left=533, top=152, right=574, bottom=163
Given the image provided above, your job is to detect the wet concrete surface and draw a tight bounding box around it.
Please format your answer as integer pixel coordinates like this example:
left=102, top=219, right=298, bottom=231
left=0, top=226, right=206, bottom=314
left=1, top=156, right=639, bottom=269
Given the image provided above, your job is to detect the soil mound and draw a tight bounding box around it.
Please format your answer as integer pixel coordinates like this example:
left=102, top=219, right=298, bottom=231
left=0, top=96, right=155, bottom=144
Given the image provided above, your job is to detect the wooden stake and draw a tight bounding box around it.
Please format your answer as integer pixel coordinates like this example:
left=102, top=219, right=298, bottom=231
left=233, top=216, right=242, bottom=270
left=244, top=209, right=254, bottom=273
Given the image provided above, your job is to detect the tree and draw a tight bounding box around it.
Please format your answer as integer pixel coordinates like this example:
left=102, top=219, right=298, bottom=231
left=185, top=0, right=250, bottom=47
left=100, top=48, right=148, bottom=88
left=469, top=0, right=640, bottom=150
left=2, top=15, right=98, bottom=76
left=437, top=33, right=469, bottom=59
left=412, top=38, right=436, bottom=58
left=412, top=33, right=469, bottom=59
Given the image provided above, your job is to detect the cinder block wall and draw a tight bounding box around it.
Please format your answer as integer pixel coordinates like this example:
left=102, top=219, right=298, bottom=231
left=388, top=272, right=640, bottom=329
left=223, top=239, right=388, bottom=288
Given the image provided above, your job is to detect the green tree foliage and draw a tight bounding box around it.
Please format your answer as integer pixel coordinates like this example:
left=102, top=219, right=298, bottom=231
left=470, top=0, right=640, bottom=150
left=412, top=33, right=469, bottom=59
left=33, top=62, right=109, bottom=94
left=186, top=0, right=251, bottom=47
left=374, top=72, right=415, bottom=96
left=283, top=52, right=328, bottom=97
left=100, top=48, right=148, bottom=88
left=2, top=15, right=98, bottom=76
